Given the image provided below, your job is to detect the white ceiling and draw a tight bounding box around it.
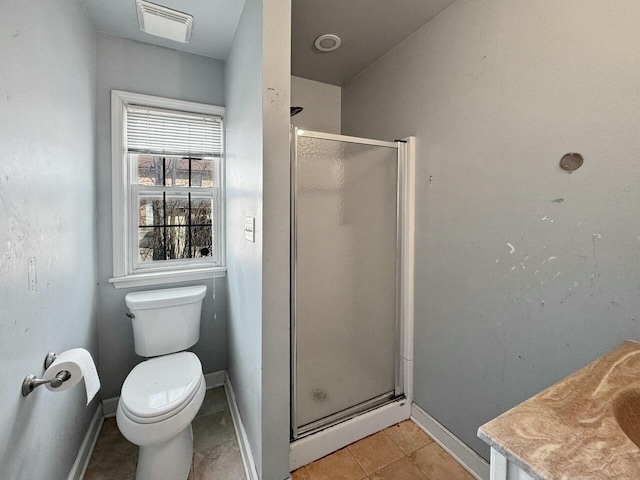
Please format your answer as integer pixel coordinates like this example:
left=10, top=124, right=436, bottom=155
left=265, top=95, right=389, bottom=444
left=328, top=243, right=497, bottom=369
left=79, top=0, right=244, bottom=60
left=80, top=0, right=458, bottom=86
left=292, top=0, right=458, bottom=86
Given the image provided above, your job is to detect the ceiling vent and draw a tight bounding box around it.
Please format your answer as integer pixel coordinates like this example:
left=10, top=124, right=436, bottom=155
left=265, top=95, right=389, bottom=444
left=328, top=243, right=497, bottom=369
left=136, top=0, right=193, bottom=43
left=314, top=34, right=341, bottom=52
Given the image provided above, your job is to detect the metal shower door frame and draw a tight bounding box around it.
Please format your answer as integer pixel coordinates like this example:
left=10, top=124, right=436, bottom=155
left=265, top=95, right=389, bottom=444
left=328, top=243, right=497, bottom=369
left=290, top=127, right=408, bottom=440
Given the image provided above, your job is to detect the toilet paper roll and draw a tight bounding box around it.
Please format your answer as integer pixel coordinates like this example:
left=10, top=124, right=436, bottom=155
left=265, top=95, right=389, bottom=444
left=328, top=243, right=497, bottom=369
left=44, top=348, right=101, bottom=405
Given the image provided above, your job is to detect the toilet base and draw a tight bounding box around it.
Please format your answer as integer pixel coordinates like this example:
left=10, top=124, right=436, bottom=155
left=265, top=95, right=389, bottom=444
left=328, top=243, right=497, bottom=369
left=136, top=425, right=193, bottom=480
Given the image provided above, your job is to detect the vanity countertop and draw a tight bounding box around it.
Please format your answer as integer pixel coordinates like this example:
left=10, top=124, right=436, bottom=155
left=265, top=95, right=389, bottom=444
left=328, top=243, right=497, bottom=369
left=478, top=340, right=640, bottom=479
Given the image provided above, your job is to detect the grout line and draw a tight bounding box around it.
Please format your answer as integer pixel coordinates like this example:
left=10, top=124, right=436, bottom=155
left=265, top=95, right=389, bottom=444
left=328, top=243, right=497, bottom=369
left=378, top=429, right=409, bottom=475
left=344, top=446, right=367, bottom=479
left=380, top=423, right=406, bottom=453
left=368, top=423, right=431, bottom=479
left=348, top=429, right=406, bottom=477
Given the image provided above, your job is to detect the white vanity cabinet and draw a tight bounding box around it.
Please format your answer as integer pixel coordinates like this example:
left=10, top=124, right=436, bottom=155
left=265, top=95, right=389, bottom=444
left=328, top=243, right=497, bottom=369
left=490, top=449, right=535, bottom=480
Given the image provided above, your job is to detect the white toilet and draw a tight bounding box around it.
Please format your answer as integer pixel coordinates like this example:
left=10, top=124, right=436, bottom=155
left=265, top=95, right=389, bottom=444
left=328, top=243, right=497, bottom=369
left=116, top=285, right=207, bottom=480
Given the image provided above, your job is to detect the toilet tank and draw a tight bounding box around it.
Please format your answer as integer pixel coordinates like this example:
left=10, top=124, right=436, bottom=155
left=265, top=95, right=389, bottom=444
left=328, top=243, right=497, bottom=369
left=125, top=285, right=207, bottom=357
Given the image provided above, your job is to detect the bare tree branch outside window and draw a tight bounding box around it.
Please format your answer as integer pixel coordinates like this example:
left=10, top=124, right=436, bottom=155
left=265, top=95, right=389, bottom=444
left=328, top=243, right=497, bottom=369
left=135, top=155, right=215, bottom=263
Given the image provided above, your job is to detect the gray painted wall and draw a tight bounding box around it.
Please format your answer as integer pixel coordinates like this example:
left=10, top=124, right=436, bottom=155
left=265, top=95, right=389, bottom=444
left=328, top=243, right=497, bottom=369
left=261, top=0, right=292, bottom=478
left=342, top=0, right=640, bottom=460
left=224, top=0, right=265, bottom=474
left=225, top=0, right=291, bottom=477
left=95, top=33, right=228, bottom=398
left=291, top=76, right=341, bottom=134
left=0, top=1, right=98, bottom=478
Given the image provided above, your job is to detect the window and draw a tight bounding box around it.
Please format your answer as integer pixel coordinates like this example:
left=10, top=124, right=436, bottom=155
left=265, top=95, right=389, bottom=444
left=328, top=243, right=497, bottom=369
left=110, top=91, right=226, bottom=288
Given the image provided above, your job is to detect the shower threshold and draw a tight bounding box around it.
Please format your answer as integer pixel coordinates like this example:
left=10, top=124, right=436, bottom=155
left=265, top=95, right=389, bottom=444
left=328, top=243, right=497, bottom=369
left=289, top=393, right=411, bottom=471
left=295, top=391, right=399, bottom=439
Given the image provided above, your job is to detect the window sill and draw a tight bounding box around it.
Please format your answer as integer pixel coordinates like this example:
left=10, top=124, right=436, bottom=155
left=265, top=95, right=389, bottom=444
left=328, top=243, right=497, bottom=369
left=109, top=266, right=227, bottom=289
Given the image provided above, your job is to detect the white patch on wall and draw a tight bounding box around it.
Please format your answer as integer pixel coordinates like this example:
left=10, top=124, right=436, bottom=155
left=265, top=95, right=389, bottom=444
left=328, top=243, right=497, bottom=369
left=244, top=217, right=255, bottom=243
left=28, top=257, right=37, bottom=292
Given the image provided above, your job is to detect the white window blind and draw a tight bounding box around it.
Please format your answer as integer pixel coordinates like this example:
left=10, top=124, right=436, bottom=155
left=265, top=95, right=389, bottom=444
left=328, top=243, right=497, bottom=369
left=126, top=105, right=223, bottom=157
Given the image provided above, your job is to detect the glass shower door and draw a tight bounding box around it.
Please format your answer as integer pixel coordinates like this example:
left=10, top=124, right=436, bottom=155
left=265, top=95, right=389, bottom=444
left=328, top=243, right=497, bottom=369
left=292, top=130, right=399, bottom=437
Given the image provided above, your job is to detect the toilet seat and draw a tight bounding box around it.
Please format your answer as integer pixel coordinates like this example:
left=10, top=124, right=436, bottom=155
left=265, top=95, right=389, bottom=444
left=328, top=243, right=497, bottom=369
left=120, top=352, right=203, bottom=424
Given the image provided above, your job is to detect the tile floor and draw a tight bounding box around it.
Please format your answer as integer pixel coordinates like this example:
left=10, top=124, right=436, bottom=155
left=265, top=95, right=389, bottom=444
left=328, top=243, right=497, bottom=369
left=86, top=393, right=473, bottom=480
left=84, top=386, right=245, bottom=480
left=291, top=420, right=475, bottom=480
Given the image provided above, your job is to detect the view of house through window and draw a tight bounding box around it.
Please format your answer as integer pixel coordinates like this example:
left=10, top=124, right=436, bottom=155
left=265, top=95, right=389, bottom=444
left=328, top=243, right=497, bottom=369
left=134, top=155, right=215, bottom=263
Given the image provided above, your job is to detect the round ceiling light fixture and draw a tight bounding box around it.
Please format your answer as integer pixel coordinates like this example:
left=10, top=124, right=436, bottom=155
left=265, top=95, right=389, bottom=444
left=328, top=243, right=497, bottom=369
left=314, top=34, right=341, bottom=52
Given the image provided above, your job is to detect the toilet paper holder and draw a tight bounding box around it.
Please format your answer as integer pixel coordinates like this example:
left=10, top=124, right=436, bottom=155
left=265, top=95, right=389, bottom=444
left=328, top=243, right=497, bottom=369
left=22, top=352, right=71, bottom=397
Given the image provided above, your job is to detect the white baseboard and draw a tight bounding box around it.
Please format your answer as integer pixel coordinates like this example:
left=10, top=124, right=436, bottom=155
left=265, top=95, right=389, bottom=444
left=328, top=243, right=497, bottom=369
left=102, top=396, right=119, bottom=419
left=68, top=403, right=104, bottom=480
left=289, top=398, right=411, bottom=471
left=102, top=369, right=227, bottom=419
left=204, top=370, right=226, bottom=388
left=410, top=403, right=489, bottom=480
left=224, top=372, right=259, bottom=480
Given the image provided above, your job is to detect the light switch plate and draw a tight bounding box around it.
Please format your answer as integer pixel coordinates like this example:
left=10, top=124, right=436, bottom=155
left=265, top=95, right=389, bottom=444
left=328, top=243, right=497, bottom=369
left=244, top=216, right=255, bottom=242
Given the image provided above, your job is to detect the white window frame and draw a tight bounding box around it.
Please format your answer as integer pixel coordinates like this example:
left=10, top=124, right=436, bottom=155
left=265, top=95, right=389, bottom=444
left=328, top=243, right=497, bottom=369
left=109, top=90, right=226, bottom=289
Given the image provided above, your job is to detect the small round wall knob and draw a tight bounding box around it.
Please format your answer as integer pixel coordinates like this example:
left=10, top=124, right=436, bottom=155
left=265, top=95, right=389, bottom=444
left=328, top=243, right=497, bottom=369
left=560, top=153, right=583, bottom=172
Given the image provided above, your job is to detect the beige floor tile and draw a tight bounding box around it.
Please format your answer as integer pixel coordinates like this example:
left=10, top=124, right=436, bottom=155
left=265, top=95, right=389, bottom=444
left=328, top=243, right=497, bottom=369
left=197, top=387, right=229, bottom=417
left=291, top=466, right=312, bottom=480
left=193, top=409, right=236, bottom=452
left=305, top=448, right=367, bottom=480
left=369, top=457, right=429, bottom=480
left=84, top=418, right=138, bottom=480
left=86, top=386, right=245, bottom=480
left=410, top=442, right=475, bottom=480
left=347, top=431, right=404, bottom=475
left=194, top=440, right=245, bottom=480
left=384, top=420, right=433, bottom=454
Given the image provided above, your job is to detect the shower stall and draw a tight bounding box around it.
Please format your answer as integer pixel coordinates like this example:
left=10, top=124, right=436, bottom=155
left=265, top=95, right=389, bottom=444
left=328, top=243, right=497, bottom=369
left=290, top=128, right=415, bottom=466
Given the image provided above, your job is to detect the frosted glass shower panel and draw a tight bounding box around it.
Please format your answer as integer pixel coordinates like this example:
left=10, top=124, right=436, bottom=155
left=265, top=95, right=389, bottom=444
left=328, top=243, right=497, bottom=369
left=294, top=135, right=398, bottom=429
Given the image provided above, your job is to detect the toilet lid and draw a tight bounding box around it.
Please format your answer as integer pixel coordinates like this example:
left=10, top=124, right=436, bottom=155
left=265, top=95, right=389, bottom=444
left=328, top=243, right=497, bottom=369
left=121, top=352, right=203, bottom=420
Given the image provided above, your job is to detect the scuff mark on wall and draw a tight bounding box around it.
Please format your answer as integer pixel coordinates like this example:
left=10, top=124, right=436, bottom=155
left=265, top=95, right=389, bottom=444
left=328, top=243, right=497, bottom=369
left=560, top=281, right=580, bottom=305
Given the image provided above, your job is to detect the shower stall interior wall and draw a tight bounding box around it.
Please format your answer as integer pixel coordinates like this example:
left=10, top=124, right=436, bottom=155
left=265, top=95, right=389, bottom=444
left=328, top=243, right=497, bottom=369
left=290, top=129, right=415, bottom=469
